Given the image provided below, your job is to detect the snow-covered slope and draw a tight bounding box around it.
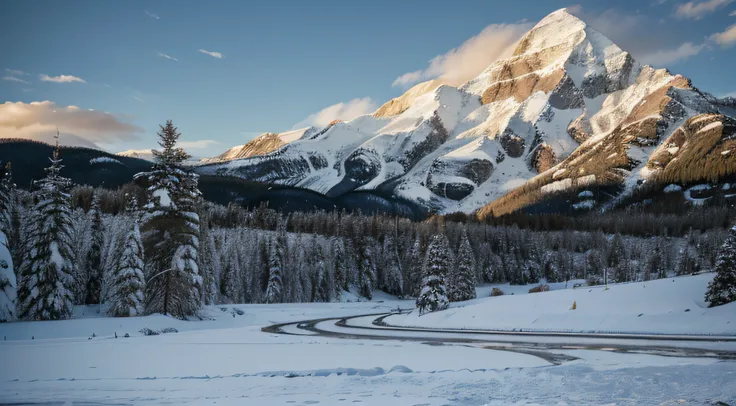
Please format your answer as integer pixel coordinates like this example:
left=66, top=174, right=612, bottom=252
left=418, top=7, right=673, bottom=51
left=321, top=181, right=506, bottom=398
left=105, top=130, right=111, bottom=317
left=197, top=8, right=736, bottom=214
left=387, top=273, right=736, bottom=335
left=203, top=127, right=317, bottom=163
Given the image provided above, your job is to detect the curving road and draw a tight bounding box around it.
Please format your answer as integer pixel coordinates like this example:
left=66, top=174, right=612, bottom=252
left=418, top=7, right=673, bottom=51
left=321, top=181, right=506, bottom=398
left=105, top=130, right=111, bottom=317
left=263, top=311, right=736, bottom=362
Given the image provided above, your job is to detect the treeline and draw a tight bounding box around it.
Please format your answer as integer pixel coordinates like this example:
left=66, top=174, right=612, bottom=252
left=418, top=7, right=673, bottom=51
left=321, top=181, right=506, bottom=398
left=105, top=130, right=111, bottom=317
left=0, top=124, right=733, bottom=323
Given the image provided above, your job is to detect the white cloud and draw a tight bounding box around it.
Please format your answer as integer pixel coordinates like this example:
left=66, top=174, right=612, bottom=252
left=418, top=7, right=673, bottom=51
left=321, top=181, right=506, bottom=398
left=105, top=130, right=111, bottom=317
left=132, top=96, right=145, bottom=103
left=157, top=52, right=179, bottom=62
left=40, top=74, right=86, bottom=84
left=198, top=49, right=224, bottom=59
left=145, top=10, right=160, bottom=19
left=676, top=0, right=733, bottom=19
left=0, top=101, right=143, bottom=148
left=178, top=139, right=220, bottom=149
left=293, top=97, right=377, bottom=129
left=3, top=76, right=29, bottom=84
left=392, top=23, right=532, bottom=88
left=5, top=69, right=27, bottom=76
left=711, top=24, right=736, bottom=46
left=638, top=42, right=707, bottom=65
left=731, top=10, right=736, bottom=15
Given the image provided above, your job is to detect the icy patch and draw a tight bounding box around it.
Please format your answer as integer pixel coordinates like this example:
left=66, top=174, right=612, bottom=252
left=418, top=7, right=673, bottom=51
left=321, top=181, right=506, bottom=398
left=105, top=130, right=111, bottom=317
left=89, top=157, right=123, bottom=165
left=578, top=190, right=594, bottom=198
left=572, top=200, right=595, bottom=210
left=663, top=184, right=682, bottom=193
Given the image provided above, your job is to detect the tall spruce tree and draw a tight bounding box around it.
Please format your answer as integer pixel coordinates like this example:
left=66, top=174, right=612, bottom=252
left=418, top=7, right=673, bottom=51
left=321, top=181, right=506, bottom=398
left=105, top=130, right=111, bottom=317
left=107, top=196, right=145, bottom=317
left=705, top=226, right=736, bottom=307
left=0, top=164, right=16, bottom=321
left=416, top=233, right=451, bottom=314
left=17, top=132, right=75, bottom=320
left=84, top=194, right=103, bottom=304
left=265, top=234, right=284, bottom=304
left=382, top=235, right=404, bottom=297
left=407, top=237, right=423, bottom=297
left=356, top=237, right=375, bottom=300
left=331, top=237, right=347, bottom=298
left=448, top=233, right=476, bottom=302
left=137, top=121, right=202, bottom=318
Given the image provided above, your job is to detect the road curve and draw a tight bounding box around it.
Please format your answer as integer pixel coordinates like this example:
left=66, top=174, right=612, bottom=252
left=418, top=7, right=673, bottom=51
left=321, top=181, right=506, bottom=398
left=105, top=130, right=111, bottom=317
left=262, top=312, right=736, bottom=361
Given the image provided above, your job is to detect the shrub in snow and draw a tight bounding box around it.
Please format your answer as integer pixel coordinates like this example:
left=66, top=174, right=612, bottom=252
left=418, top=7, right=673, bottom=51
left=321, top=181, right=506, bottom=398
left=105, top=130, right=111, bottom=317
left=107, top=197, right=146, bottom=317
left=416, top=234, right=451, bottom=314
left=490, top=287, right=504, bottom=297
left=448, top=233, right=476, bottom=302
left=139, top=327, right=159, bottom=336
left=528, top=284, right=549, bottom=293
left=17, top=134, right=75, bottom=321
left=136, top=121, right=202, bottom=318
left=705, top=226, right=736, bottom=307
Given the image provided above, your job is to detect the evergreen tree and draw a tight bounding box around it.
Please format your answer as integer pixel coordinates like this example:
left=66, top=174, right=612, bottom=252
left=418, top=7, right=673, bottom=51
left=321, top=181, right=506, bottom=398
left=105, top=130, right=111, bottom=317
left=356, top=237, right=375, bottom=300
left=331, top=237, right=347, bottom=298
left=137, top=121, right=202, bottom=318
left=265, top=235, right=283, bottom=304
left=17, top=132, right=75, bottom=320
left=406, top=237, right=423, bottom=297
left=705, top=226, right=736, bottom=307
left=416, top=233, right=451, bottom=314
left=107, top=197, right=145, bottom=317
left=199, top=223, right=220, bottom=305
left=382, top=235, right=403, bottom=297
left=84, top=194, right=103, bottom=304
left=312, top=245, right=330, bottom=302
left=448, top=233, right=476, bottom=302
left=0, top=163, right=16, bottom=321
left=0, top=229, right=14, bottom=322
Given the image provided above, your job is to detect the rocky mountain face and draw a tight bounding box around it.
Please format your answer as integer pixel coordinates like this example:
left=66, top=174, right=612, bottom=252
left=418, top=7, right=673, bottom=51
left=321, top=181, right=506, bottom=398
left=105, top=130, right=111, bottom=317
left=198, top=9, right=736, bottom=216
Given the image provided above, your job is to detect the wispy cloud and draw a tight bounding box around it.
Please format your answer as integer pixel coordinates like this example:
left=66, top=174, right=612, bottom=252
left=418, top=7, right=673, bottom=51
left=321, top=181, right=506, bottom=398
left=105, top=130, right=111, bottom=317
left=145, top=10, right=160, bottom=20
left=132, top=96, right=145, bottom=103
left=638, top=42, right=707, bottom=65
left=3, top=76, right=30, bottom=84
left=157, top=52, right=179, bottom=62
left=5, top=69, right=27, bottom=76
left=0, top=101, right=142, bottom=148
left=392, top=22, right=531, bottom=88
left=103, top=84, right=112, bottom=89
left=39, top=74, right=87, bottom=84
left=711, top=24, right=736, bottom=46
left=178, top=139, right=221, bottom=149
left=198, top=49, right=224, bottom=59
left=676, top=0, right=733, bottom=19
left=293, top=97, right=377, bottom=129
left=731, top=10, right=736, bottom=15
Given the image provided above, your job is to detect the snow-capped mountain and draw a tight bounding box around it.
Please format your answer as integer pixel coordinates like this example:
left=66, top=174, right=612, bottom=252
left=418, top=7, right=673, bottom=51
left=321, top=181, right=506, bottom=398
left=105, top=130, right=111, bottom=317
left=203, top=127, right=317, bottom=163
left=198, top=8, right=736, bottom=215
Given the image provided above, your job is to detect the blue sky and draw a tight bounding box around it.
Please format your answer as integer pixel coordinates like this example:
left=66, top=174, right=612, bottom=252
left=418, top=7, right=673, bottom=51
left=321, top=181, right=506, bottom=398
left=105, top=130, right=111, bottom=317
left=1, top=0, right=735, bottom=157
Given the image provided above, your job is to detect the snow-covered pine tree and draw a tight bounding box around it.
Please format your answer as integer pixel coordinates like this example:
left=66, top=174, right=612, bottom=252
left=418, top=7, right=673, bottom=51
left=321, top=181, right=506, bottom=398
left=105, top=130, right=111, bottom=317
left=416, top=233, right=451, bottom=314
left=84, top=194, right=103, bottom=305
left=199, top=222, right=220, bottom=305
left=356, top=237, right=375, bottom=300
left=382, top=234, right=403, bottom=297
left=107, top=196, right=145, bottom=317
left=0, top=229, right=15, bottom=322
left=331, top=237, right=346, bottom=298
left=0, top=164, right=16, bottom=321
left=448, top=233, right=476, bottom=302
left=265, top=234, right=283, bottom=304
left=17, top=132, right=75, bottom=321
left=137, top=121, right=202, bottom=318
left=312, top=244, right=330, bottom=302
left=0, top=162, right=15, bottom=242
left=406, top=237, right=423, bottom=297
left=705, top=226, right=736, bottom=307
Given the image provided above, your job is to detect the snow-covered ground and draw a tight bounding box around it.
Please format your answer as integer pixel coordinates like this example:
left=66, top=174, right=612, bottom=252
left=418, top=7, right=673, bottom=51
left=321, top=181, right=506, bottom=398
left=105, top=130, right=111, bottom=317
left=388, top=273, right=736, bottom=335
left=1, top=274, right=735, bottom=405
